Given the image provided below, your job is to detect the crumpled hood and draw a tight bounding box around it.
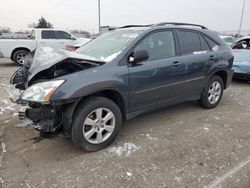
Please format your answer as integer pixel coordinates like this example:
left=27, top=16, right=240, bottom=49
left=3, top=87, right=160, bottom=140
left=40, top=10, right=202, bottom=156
left=28, top=46, right=100, bottom=81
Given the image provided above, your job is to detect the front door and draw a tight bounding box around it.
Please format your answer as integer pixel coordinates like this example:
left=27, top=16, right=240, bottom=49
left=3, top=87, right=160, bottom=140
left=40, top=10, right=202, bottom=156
left=128, top=30, right=187, bottom=112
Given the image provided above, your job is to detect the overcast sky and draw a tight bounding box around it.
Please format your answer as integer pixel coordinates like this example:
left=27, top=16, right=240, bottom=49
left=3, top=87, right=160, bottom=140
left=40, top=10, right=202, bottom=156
left=0, top=0, right=249, bottom=33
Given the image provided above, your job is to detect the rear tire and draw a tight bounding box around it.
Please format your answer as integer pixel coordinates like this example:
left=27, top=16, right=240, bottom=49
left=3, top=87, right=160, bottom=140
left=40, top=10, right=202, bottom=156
left=71, top=97, right=122, bottom=152
left=13, top=49, right=29, bottom=66
left=200, top=75, right=224, bottom=109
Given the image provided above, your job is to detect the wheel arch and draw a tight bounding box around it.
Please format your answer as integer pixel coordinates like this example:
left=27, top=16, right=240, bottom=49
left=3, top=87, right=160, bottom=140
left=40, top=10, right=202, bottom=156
left=84, top=90, right=126, bottom=120
left=212, top=70, right=228, bottom=89
left=61, top=89, right=126, bottom=136
left=67, top=89, right=127, bottom=122
left=11, top=47, right=31, bottom=60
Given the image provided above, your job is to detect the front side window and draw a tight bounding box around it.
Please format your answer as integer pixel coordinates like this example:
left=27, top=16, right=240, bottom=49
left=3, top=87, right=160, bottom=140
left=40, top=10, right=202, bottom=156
left=56, top=31, right=72, bottom=39
left=134, top=31, right=176, bottom=61
left=177, top=30, right=202, bottom=55
left=41, top=30, right=56, bottom=39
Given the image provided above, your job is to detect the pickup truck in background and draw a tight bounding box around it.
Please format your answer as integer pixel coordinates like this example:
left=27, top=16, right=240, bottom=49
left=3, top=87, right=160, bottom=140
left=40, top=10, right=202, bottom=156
left=0, top=28, right=91, bottom=65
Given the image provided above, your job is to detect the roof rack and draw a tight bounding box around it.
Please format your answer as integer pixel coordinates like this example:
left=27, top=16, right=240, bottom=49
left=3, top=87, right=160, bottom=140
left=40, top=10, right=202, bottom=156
left=153, top=22, right=208, bottom=29
left=117, top=22, right=208, bottom=30
left=119, top=25, right=152, bottom=29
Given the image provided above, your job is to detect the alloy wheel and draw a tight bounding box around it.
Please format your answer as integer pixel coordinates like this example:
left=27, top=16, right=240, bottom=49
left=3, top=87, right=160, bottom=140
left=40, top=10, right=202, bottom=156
left=208, top=81, right=222, bottom=104
left=82, top=108, right=115, bottom=144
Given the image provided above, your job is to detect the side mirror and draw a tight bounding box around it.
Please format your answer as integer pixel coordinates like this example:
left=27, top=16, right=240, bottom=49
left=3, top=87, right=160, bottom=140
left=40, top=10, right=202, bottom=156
left=71, top=37, right=76, bottom=40
left=129, top=50, right=149, bottom=64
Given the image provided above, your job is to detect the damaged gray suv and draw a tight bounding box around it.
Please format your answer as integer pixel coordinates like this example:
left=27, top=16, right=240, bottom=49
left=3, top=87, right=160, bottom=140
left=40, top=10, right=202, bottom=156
left=11, top=23, right=234, bottom=151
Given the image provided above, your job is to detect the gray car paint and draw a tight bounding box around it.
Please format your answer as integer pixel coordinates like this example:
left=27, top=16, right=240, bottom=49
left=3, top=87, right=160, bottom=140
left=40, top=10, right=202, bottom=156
left=14, top=26, right=234, bottom=120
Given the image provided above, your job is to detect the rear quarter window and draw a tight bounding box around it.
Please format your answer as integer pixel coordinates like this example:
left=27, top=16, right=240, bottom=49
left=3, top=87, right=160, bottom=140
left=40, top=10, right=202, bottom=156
left=204, top=35, right=219, bottom=49
left=199, top=35, right=211, bottom=51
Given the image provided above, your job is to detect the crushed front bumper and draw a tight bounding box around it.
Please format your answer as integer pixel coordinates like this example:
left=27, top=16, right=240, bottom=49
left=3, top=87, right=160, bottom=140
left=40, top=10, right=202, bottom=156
left=18, top=105, right=62, bottom=133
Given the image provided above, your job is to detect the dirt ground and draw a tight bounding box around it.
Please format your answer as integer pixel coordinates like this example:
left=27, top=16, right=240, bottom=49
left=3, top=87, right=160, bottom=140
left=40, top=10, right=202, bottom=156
left=0, top=58, right=250, bottom=188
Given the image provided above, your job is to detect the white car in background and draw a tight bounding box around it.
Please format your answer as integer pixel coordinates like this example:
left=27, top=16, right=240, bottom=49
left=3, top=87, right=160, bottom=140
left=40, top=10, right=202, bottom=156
left=220, top=36, right=236, bottom=47
left=0, top=28, right=90, bottom=65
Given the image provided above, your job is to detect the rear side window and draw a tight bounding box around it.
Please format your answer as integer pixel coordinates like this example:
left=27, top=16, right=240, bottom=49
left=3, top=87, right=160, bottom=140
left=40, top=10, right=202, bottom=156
left=41, top=30, right=56, bottom=39
left=56, top=31, right=72, bottom=39
left=135, top=31, right=176, bottom=61
left=177, top=30, right=202, bottom=55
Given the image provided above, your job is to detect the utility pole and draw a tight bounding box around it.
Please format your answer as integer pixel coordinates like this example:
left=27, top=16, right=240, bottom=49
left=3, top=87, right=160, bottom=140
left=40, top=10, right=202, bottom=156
left=238, top=0, right=246, bottom=36
left=98, top=0, right=101, bottom=34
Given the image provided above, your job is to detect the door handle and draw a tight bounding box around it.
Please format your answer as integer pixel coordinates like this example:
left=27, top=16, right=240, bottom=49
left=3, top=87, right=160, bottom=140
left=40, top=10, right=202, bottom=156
left=210, top=55, right=215, bottom=60
left=172, top=61, right=181, bottom=67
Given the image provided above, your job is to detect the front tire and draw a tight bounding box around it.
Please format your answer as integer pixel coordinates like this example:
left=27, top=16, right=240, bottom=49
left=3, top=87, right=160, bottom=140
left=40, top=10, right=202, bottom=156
left=71, top=97, right=122, bottom=152
left=200, top=75, right=224, bottom=109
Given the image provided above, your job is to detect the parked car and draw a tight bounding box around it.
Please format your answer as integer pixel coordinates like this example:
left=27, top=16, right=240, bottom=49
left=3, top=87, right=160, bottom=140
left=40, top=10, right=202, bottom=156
left=220, top=36, right=236, bottom=46
left=0, top=28, right=88, bottom=65
left=232, top=36, right=250, bottom=49
left=232, top=49, right=250, bottom=80
left=10, top=22, right=234, bottom=151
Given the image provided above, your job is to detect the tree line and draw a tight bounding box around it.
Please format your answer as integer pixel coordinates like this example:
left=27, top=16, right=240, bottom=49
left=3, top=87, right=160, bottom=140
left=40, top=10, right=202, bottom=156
left=1, top=17, right=91, bottom=37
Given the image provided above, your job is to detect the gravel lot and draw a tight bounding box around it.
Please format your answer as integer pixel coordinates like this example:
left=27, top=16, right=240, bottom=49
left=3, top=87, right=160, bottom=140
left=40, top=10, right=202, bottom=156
left=0, top=58, right=250, bottom=188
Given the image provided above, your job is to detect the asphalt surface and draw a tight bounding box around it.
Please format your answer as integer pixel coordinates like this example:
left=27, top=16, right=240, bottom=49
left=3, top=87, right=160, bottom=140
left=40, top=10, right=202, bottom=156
left=0, top=58, right=250, bottom=188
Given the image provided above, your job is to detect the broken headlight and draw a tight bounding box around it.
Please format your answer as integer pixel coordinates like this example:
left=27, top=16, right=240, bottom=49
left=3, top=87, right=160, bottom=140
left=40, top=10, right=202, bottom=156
left=21, top=80, right=65, bottom=102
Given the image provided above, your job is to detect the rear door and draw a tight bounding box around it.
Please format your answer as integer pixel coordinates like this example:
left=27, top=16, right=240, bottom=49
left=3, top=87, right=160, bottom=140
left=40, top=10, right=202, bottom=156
left=128, top=30, right=188, bottom=111
left=175, top=29, right=215, bottom=96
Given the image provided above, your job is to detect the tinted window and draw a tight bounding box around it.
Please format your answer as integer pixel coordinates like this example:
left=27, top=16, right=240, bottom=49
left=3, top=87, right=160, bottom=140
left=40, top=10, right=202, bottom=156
left=41, top=30, right=56, bottom=39
left=204, top=36, right=218, bottom=49
left=199, top=35, right=210, bottom=51
left=135, top=31, right=176, bottom=61
left=177, top=30, right=201, bottom=55
left=56, top=31, right=72, bottom=39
